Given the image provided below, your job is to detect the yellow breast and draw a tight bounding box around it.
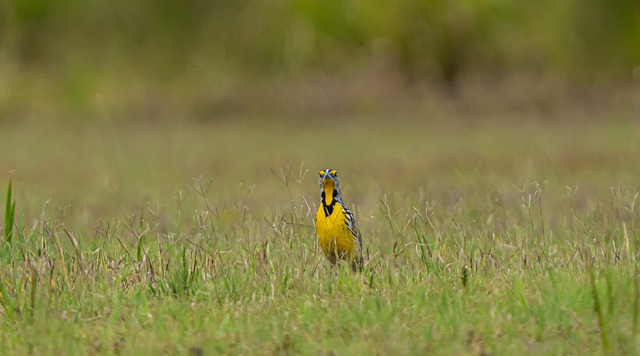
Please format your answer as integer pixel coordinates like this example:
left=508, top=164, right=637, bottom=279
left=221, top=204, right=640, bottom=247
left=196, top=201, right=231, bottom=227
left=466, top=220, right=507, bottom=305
left=315, top=204, right=356, bottom=261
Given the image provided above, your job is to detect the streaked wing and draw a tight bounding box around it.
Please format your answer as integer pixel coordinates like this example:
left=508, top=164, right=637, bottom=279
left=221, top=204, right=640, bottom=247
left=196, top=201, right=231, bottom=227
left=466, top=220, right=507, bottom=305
left=342, top=205, right=362, bottom=249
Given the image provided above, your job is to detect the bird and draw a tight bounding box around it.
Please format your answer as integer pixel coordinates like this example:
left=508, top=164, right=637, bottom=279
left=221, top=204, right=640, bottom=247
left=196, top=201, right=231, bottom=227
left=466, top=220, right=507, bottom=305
left=314, top=168, right=363, bottom=272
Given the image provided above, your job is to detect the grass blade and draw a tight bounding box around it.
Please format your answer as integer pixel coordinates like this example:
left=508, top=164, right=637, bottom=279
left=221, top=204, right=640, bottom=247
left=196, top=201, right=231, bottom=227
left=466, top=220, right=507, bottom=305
left=589, top=268, right=610, bottom=352
left=4, top=180, right=15, bottom=246
left=633, top=272, right=640, bottom=337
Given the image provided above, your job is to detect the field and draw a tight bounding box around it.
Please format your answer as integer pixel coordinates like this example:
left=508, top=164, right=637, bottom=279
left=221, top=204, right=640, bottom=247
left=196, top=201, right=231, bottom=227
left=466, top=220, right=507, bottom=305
left=1, top=115, right=640, bottom=354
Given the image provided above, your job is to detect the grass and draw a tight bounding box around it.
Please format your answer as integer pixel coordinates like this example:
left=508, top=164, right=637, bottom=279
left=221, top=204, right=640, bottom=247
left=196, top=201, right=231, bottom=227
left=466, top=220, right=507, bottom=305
left=1, top=116, right=640, bottom=354
left=4, top=179, right=15, bottom=247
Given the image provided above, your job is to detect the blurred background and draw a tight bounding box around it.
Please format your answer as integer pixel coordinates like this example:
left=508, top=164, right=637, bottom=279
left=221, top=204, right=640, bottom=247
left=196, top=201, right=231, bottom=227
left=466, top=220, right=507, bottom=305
left=1, top=0, right=640, bottom=229
left=1, top=0, right=639, bottom=122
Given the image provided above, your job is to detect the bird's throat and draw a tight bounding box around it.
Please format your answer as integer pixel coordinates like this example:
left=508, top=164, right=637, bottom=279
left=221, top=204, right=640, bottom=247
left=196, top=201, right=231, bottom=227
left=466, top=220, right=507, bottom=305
left=323, top=186, right=334, bottom=206
left=322, top=179, right=335, bottom=206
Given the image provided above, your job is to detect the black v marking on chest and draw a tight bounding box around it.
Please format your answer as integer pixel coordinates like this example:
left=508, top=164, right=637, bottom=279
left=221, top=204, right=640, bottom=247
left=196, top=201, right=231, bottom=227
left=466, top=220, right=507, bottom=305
left=321, top=191, right=338, bottom=217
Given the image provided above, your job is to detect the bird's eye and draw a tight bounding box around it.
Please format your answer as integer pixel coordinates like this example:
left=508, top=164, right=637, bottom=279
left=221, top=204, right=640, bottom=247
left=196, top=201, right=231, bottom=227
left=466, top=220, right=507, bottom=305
left=319, top=170, right=325, bottom=177
left=330, top=169, right=337, bottom=176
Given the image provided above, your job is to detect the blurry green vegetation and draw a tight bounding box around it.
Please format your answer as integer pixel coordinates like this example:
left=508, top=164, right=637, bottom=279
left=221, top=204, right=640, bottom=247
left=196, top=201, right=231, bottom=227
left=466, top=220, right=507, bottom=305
left=1, top=0, right=639, bottom=120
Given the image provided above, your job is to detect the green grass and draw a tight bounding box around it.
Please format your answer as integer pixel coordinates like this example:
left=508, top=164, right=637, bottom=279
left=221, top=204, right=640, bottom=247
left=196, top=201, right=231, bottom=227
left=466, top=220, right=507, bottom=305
left=1, top=117, right=640, bottom=354
left=4, top=179, right=15, bottom=248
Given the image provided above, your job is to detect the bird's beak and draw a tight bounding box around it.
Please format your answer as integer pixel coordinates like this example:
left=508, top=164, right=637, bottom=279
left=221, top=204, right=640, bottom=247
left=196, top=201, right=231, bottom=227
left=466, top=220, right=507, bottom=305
left=322, top=176, right=334, bottom=188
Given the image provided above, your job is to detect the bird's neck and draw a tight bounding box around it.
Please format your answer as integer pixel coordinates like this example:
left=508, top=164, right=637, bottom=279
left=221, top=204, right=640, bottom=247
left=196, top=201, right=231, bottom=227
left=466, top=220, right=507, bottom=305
left=321, top=187, right=340, bottom=206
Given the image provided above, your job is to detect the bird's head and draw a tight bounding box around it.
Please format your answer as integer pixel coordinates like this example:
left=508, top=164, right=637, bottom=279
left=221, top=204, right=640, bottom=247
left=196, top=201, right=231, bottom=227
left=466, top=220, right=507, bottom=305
left=318, top=168, right=340, bottom=204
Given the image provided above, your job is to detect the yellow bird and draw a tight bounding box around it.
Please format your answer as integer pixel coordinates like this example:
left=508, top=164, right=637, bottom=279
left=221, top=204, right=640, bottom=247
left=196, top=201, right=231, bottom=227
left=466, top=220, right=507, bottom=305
left=315, top=168, right=363, bottom=272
